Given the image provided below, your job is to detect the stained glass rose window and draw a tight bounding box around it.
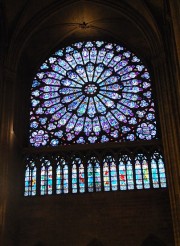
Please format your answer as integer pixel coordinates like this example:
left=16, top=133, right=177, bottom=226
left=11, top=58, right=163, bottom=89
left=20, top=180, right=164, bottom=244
left=29, top=41, right=157, bottom=147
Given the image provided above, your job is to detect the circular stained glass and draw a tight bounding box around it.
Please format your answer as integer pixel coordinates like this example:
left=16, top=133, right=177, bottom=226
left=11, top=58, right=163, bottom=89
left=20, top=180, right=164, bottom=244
left=29, top=41, right=157, bottom=147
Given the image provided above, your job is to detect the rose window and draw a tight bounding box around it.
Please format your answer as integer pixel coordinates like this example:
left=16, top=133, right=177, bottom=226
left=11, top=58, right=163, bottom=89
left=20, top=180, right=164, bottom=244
left=30, top=41, right=157, bottom=147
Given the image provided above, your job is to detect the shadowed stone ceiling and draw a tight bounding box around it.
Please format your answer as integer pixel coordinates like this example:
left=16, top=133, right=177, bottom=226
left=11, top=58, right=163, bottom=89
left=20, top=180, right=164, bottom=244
left=2, top=0, right=165, bottom=73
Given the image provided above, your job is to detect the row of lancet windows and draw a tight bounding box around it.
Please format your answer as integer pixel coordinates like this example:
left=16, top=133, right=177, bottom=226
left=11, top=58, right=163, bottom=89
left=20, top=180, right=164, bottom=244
left=24, top=151, right=166, bottom=196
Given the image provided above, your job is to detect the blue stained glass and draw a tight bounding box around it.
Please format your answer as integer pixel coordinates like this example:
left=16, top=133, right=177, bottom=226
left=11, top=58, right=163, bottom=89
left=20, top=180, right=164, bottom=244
left=66, top=46, right=74, bottom=53
left=87, top=98, right=96, bottom=117
left=77, top=137, right=85, bottom=144
left=93, top=117, right=101, bottom=134
left=143, top=82, right=151, bottom=88
left=117, top=104, right=133, bottom=116
left=122, top=93, right=139, bottom=101
left=93, top=64, right=105, bottom=82
left=132, top=56, right=140, bottom=62
left=58, top=59, right=71, bottom=70
left=135, top=159, right=143, bottom=189
left=46, top=104, right=62, bottom=114
left=66, top=114, right=78, bottom=130
left=76, top=66, right=88, bottom=82
left=100, top=116, right=110, bottom=133
left=101, top=135, right=109, bottom=142
left=43, top=98, right=60, bottom=107
left=103, top=161, right=110, bottom=191
left=68, top=96, right=84, bottom=111
left=114, top=60, right=128, bottom=72
left=90, top=48, right=97, bottom=63
left=56, top=164, right=62, bottom=194
left=79, top=163, right=85, bottom=193
left=123, top=51, right=131, bottom=58
left=98, top=69, right=113, bottom=83
left=32, top=80, right=40, bottom=87
left=94, top=97, right=106, bottom=114
left=74, top=117, right=84, bottom=133
left=103, top=155, right=118, bottom=192
left=87, top=162, right=94, bottom=192
left=88, top=136, right=97, bottom=143
left=142, top=160, right=150, bottom=189
left=127, top=160, right=134, bottom=190
left=86, top=63, right=94, bottom=81
left=110, top=161, right=118, bottom=191
left=30, top=121, right=38, bottom=129
left=40, top=159, right=52, bottom=195
left=98, top=94, right=114, bottom=108
left=103, top=52, right=114, bottom=66
left=59, top=87, right=81, bottom=95
left=158, top=159, right=167, bottom=188
left=30, top=41, right=157, bottom=146
left=84, top=117, right=92, bottom=135
left=58, top=113, right=71, bottom=127
left=118, top=65, right=134, bottom=76
left=24, top=160, right=37, bottom=196
left=111, top=109, right=127, bottom=123
left=94, top=164, right=101, bottom=191
left=97, top=49, right=106, bottom=63
left=106, top=112, right=119, bottom=127
left=65, top=55, right=76, bottom=68
left=73, top=52, right=83, bottom=64
left=82, top=48, right=90, bottom=63
left=72, top=163, right=77, bottom=193
left=101, top=83, right=120, bottom=91
left=109, top=56, right=121, bottom=67
left=119, top=160, right=127, bottom=190
left=96, top=41, right=104, bottom=47
left=42, top=78, right=60, bottom=86
left=31, top=99, right=40, bottom=107
left=151, top=152, right=167, bottom=188
left=151, top=159, right=159, bottom=188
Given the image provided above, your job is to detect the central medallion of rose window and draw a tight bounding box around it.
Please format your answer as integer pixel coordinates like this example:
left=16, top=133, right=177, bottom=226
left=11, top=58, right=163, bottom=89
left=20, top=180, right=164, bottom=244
left=84, top=84, right=98, bottom=95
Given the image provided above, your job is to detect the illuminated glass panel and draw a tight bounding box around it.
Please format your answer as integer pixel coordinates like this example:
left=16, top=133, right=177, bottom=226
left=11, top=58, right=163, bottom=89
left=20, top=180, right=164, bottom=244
left=72, top=157, right=84, bottom=193
left=110, top=162, right=118, bottom=190
left=30, top=41, right=157, bottom=147
left=151, top=152, right=167, bottom=188
left=135, top=155, right=143, bottom=189
left=119, top=155, right=127, bottom=190
left=103, top=157, right=110, bottom=191
left=24, top=159, right=37, bottom=196
left=63, top=164, right=69, bottom=193
left=56, top=164, right=62, bottom=194
left=40, top=159, right=53, bottom=195
left=151, top=157, right=159, bottom=188
left=94, top=159, right=101, bottom=191
left=87, top=157, right=95, bottom=192
left=79, top=161, right=85, bottom=193
left=56, top=157, right=66, bottom=194
left=142, top=159, right=150, bottom=189
left=126, top=159, right=134, bottom=190
left=158, top=158, right=167, bottom=188
left=103, top=155, right=118, bottom=190
left=135, top=154, right=150, bottom=189
left=72, top=163, right=77, bottom=193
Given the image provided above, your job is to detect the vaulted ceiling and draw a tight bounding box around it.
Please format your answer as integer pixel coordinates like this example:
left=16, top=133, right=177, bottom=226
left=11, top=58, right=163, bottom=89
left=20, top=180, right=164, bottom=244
left=2, top=0, right=165, bottom=73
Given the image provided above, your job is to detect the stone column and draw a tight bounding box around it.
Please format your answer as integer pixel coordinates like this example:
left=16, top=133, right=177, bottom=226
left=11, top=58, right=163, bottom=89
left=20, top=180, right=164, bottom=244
left=150, top=1, right=180, bottom=243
